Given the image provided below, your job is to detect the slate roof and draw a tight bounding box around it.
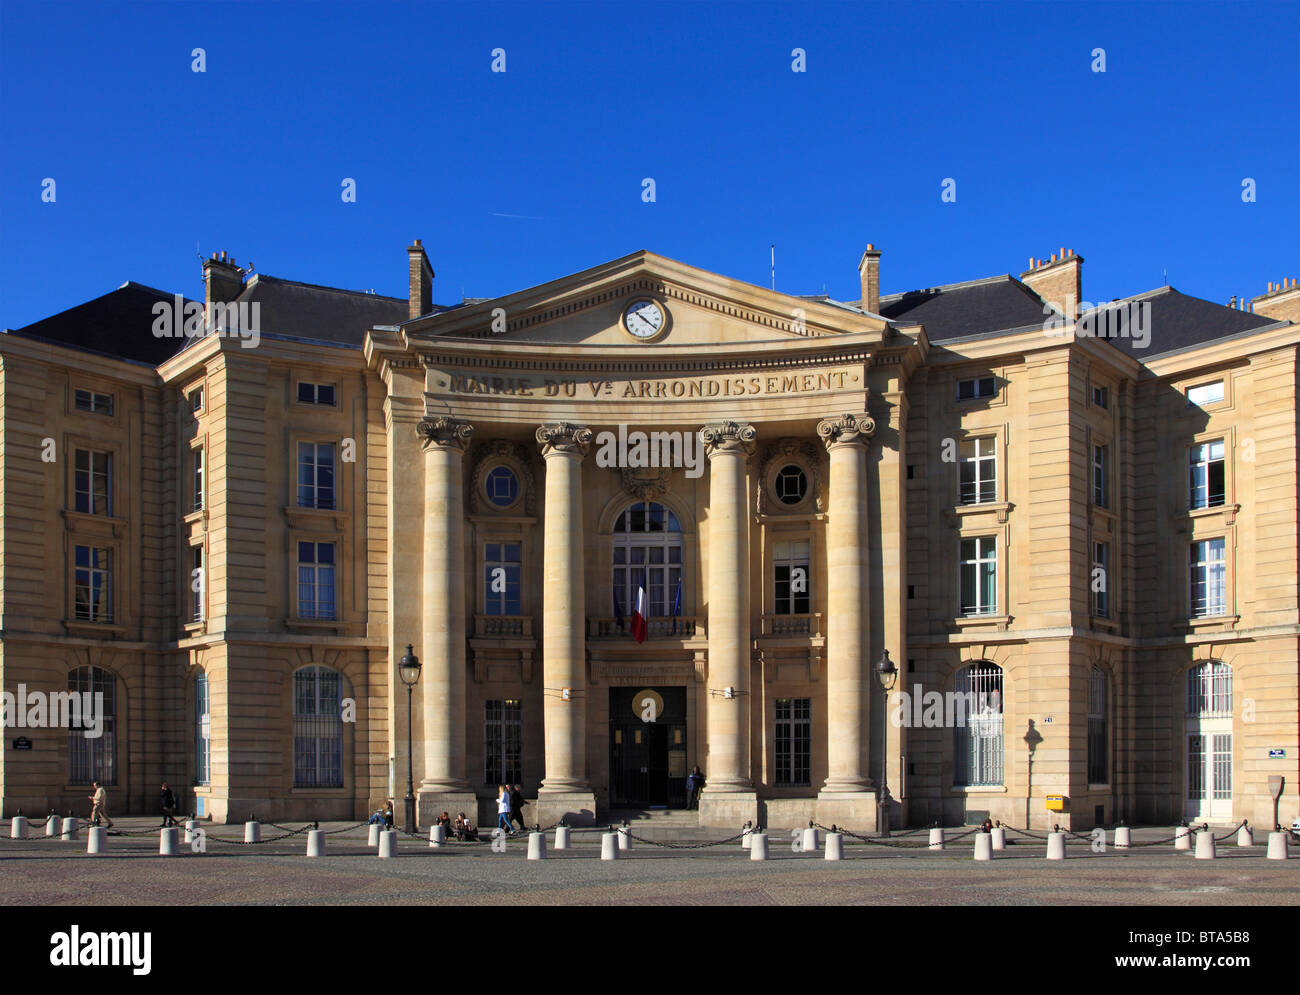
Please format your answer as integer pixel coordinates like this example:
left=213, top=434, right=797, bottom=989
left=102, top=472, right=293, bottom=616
left=877, top=275, right=1051, bottom=341
left=1079, top=287, right=1280, bottom=359
left=6, top=281, right=195, bottom=366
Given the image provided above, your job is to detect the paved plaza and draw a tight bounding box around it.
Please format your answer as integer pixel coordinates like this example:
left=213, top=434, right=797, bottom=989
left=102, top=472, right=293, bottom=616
left=0, top=819, right=1297, bottom=906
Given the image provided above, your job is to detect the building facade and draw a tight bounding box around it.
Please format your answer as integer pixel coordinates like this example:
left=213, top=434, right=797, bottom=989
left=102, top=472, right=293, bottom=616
left=2, top=243, right=1298, bottom=830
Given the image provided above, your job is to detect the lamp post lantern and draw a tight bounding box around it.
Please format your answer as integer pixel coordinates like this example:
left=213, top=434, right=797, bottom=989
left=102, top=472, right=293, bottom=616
left=875, top=649, right=898, bottom=837
left=398, top=644, right=422, bottom=835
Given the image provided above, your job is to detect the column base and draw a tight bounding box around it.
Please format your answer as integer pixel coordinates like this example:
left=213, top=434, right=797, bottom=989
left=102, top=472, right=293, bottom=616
left=698, top=790, right=758, bottom=828
left=534, top=790, right=597, bottom=828
left=816, top=790, right=881, bottom=834
left=418, top=790, right=478, bottom=830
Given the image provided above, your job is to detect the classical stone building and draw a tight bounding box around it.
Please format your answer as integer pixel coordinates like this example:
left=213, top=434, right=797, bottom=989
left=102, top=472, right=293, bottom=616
left=1, top=242, right=1297, bottom=830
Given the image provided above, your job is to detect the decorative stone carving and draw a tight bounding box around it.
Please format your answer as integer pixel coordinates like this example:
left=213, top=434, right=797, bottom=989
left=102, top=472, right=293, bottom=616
left=620, top=466, right=673, bottom=501
left=535, top=422, right=593, bottom=458
left=816, top=412, right=875, bottom=450
left=416, top=415, right=474, bottom=452
left=469, top=440, right=537, bottom=515
left=757, top=438, right=824, bottom=515
left=700, top=420, right=757, bottom=457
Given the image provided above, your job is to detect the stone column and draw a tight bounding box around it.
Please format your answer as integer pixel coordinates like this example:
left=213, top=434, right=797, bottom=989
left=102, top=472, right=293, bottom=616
left=415, top=415, right=476, bottom=822
left=534, top=423, right=597, bottom=827
left=698, top=420, right=759, bottom=826
left=816, top=412, right=878, bottom=828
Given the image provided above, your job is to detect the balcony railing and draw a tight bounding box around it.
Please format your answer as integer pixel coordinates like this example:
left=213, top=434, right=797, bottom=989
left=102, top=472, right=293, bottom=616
left=760, top=613, right=823, bottom=637
left=588, top=616, right=698, bottom=639
left=474, top=615, right=533, bottom=637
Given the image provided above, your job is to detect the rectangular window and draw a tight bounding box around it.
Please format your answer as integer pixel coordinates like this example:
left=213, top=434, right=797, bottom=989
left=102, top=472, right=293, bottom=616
left=483, top=542, right=522, bottom=615
left=1190, top=538, right=1226, bottom=617
left=484, top=699, right=522, bottom=785
left=1093, top=541, right=1110, bottom=618
left=1092, top=443, right=1110, bottom=508
left=74, top=545, right=113, bottom=622
left=774, top=698, right=811, bottom=787
left=956, top=376, right=996, bottom=401
left=192, top=448, right=204, bottom=512
left=297, top=381, right=337, bottom=406
left=1088, top=669, right=1108, bottom=784
left=190, top=546, right=204, bottom=623
left=74, top=389, right=114, bottom=415
left=69, top=668, right=116, bottom=785
left=297, top=442, right=336, bottom=510
left=1187, top=380, right=1225, bottom=407
left=190, top=386, right=204, bottom=413
left=773, top=540, right=811, bottom=615
left=1188, top=440, right=1226, bottom=509
left=1092, top=385, right=1109, bottom=409
left=958, top=437, right=996, bottom=505
left=959, top=536, right=997, bottom=616
left=194, top=675, right=210, bottom=786
left=74, top=449, right=112, bottom=516
left=297, top=541, right=337, bottom=620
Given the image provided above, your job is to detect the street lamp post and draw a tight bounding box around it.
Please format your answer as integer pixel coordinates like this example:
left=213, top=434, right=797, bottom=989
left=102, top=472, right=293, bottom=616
left=398, top=644, right=422, bottom=835
left=875, top=649, right=898, bottom=837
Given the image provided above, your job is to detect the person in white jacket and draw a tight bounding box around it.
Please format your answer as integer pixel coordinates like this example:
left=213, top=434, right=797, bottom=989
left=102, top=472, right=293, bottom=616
left=496, top=785, right=514, bottom=834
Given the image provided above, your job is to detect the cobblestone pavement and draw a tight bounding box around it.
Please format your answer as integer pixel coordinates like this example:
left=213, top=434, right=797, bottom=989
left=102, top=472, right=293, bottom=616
left=1, top=820, right=1296, bottom=906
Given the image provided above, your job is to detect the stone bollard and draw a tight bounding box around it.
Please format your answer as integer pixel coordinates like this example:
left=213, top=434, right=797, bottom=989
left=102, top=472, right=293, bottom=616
left=528, top=832, right=546, bottom=860
left=974, top=833, right=994, bottom=861
left=159, top=827, right=179, bottom=856
left=824, top=832, right=844, bottom=861
left=750, top=832, right=769, bottom=861
left=554, top=826, right=570, bottom=850
left=1115, top=826, right=1132, bottom=848
left=991, top=827, right=1006, bottom=850
left=367, top=823, right=381, bottom=847
left=928, top=828, right=945, bottom=850
left=617, top=826, right=632, bottom=851
left=1236, top=824, right=1254, bottom=847
left=429, top=825, right=446, bottom=848
left=378, top=829, right=397, bottom=858
left=306, top=830, right=325, bottom=857
left=1266, top=832, right=1288, bottom=860
left=86, top=826, right=106, bottom=854
left=184, top=819, right=199, bottom=844
left=61, top=816, right=79, bottom=842
left=600, top=832, right=620, bottom=860
left=1046, top=832, right=1067, bottom=860
left=46, top=815, right=62, bottom=838
left=10, top=815, right=27, bottom=839
left=244, top=821, right=261, bottom=844
left=802, top=826, right=819, bottom=852
left=1195, top=831, right=1216, bottom=860
left=741, top=825, right=753, bottom=850
left=1174, top=826, right=1192, bottom=850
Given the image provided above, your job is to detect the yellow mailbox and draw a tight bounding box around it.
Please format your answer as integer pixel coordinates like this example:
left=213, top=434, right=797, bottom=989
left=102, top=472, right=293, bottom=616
left=1045, top=795, right=1068, bottom=812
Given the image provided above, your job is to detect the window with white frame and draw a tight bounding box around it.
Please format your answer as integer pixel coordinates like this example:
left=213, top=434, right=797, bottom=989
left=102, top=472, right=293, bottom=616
left=1093, top=541, right=1110, bottom=618
left=194, top=673, right=210, bottom=786
left=192, top=447, right=204, bottom=512
left=74, top=389, right=114, bottom=415
left=1190, top=538, right=1226, bottom=617
left=612, top=502, right=683, bottom=621
left=959, top=536, right=997, bottom=616
left=1187, top=380, right=1224, bottom=407
left=69, top=666, right=116, bottom=785
left=773, top=540, right=810, bottom=615
left=74, top=545, right=113, bottom=622
left=956, top=376, right=996, bottom=401
left=1092, top=384, right=1109, bottom=409
left=1187, top=660, right=1232, bottom=717
left=296, top=541, right=336, bottom=620
left=190, top=546, right=204, bottom=623
left=774, top=697, right=811, bottom=787
left=483, top=542, right=522, bottom=615
left=1188, top=440, right=1225, bottom=509
left=484, top=699, right=522, bottom=785
left=74, top=449, right=112, bottom=515
left=297, top=442, right=336, bottom=510
left=1088, top=668, right=1108, bottom=784
left=293, top=666, right=343, bottom=788
left=297, top=381, right=337, bottom=405
left=954, top=663, right=1003, bottom=786
left=1092, top=443, right=1110, bottom=508
left=958, top=437, right=996, bottom=505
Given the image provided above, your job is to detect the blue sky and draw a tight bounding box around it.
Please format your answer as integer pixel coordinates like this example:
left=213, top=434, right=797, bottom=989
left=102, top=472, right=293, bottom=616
left=1, top=0, right=1296, bottom=329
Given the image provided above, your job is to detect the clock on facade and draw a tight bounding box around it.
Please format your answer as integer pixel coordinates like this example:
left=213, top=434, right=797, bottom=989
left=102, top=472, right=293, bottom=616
left=623, top=298, right=666, bottom=339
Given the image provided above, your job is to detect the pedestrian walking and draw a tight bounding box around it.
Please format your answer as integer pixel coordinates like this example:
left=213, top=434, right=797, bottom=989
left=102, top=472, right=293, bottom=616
left=88, top=781, right=114, bottom=829
left=496, top=785, right=513, bottom=833
left=510, top=783, right=528, bottom=831
left=160, top=782, right=179, bottom=827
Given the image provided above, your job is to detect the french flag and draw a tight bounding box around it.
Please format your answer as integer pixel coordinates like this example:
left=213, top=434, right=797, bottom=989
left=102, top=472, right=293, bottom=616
left=631, top=572, right=648, bottom=643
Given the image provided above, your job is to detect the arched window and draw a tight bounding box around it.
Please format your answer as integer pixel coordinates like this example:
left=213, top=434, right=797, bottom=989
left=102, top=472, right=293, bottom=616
left=1088, top=667, right=1108, bottom=784
left=194, top=673, right=211, bottom=786
left=293, top=666, right=344, bottom=788
left=612, top=502, right=683, bottom=621
left=1185, top=661, right=1232, bottom=819
left=68, top=666, right=116, bottom=785
left=954, top=663, right=1003, bottom=786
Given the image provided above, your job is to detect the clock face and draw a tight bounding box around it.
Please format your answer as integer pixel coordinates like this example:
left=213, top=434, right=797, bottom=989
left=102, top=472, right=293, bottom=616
left=623, top=299, right=665, bottom=339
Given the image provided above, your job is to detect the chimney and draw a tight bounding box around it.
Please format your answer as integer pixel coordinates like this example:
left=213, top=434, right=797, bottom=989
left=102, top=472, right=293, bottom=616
left=858, top=243, right=881, bottom=314
left=203, top=251, right=244, bottom=326
left=1020, top=248, right=1083, bottom=320
left=1249, top=277, right=1300, bottom=324
left=408, top=239, right=434, bottom=319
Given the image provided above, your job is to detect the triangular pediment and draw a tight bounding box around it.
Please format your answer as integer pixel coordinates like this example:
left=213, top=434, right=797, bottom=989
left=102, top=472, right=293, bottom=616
left=402, top=250, right=888, bottom=348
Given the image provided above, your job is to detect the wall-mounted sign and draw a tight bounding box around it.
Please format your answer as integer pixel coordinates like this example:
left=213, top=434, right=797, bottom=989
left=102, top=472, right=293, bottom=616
left=12, top=737, right=32, bottom=751
left=1269, top=748, right=1286, bottom=759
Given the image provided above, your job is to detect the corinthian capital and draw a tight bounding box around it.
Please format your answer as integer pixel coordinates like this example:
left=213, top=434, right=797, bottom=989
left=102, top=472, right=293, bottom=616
left=817, top=412, right=875, bottom=450
left=535, top=422, right=593, bottom=458
left=701, top=420, right=757, bottom=458
left=416, top=415, right=474, bottom=453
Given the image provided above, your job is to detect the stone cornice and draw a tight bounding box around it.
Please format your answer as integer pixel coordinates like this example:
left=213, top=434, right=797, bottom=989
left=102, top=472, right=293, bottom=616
left=817, top=412, right=876, bottom=450
left=536, top=422, right=593, bottom=458
left=701, top=420, right=757, bottom=457
left=416, top=415, right=474, bottom=453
